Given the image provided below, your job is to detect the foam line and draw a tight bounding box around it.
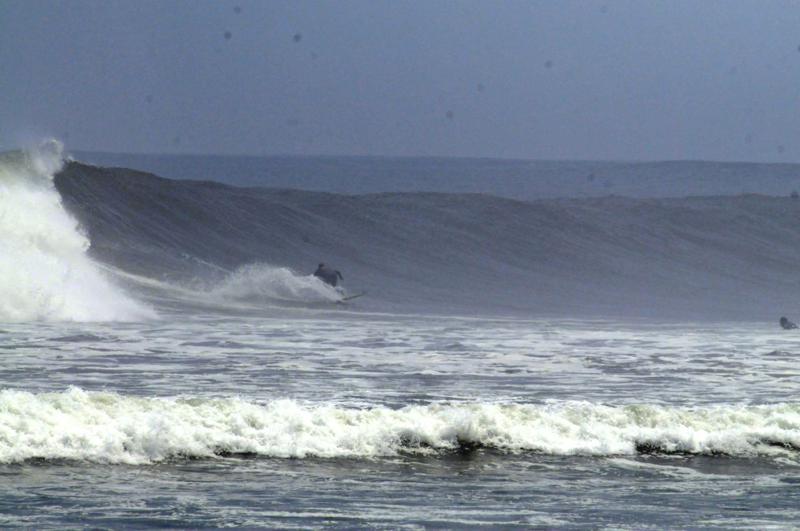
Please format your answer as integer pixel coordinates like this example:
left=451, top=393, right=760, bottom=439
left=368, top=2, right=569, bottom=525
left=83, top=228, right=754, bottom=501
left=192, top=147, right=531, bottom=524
left=1, top=388, right=799, bottom=464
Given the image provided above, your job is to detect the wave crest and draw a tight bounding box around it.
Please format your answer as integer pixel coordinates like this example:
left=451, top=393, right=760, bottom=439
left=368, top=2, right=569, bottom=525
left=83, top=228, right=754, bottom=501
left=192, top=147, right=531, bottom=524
left=2, top=388, right=799, bottom=464
left=0, top=141, right=154, bottom=321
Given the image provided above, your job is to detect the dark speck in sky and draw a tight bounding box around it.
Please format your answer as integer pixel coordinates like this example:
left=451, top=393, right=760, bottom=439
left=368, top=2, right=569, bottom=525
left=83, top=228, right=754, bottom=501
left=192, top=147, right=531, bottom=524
left=172, top=135, right=181, bottom=146
left=778, top=145, right=786, bottom=153
left=145, top=94, right=153, bottom=104
left=544, top=60, right=553, bottom=69
left=233, top=6, right=242, bottom=14
left=224, top=31, right=232, bottom=41
left=477, top=83, right=485, bottom=92
left=445, top=110, right=454, bottom=120
left=600, top=5, right=608, bottom=13
left=293, top=33, right=303, bottom=43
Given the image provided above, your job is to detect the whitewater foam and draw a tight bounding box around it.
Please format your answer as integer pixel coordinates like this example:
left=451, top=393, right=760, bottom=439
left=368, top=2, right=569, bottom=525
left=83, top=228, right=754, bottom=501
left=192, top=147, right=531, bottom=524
left=208, top=263, right=342, bottom=303
left=2, top=388, right=799, bottom=464
left=0, top=141, right=154, bottom=321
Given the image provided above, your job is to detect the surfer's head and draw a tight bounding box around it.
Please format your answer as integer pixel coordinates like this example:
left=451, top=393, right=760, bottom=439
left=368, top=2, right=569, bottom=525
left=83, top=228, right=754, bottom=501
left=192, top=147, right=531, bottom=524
left=318, top=263, right=325, bottom=268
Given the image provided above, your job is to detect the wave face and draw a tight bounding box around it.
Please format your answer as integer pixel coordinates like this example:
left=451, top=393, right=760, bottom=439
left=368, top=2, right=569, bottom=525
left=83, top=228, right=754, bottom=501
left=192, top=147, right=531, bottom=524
left=0, top=144, right=153, bottom=321
left=54, top=159, right=800, bottom=318
left=1, top=388, right=799, bottom=464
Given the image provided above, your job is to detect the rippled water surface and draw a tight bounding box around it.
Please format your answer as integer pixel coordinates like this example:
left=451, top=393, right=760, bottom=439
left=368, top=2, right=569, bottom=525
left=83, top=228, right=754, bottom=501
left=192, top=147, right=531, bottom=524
left=2, top=311, right=800, bottom=528
left=4, top=314, right=799, bottom=403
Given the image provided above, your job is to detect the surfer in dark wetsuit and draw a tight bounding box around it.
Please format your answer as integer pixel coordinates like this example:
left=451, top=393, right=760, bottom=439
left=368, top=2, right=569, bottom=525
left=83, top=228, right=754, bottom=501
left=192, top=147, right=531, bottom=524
left=780, top=316, right=797, bottom=330
left=313, top=263, right=343, bottom=287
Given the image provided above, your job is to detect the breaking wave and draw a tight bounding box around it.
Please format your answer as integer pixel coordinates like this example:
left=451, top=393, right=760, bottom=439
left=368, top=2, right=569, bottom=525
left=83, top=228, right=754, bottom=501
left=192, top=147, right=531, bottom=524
left=0, top=142, right=153, bottom=321
left=2, top=388, right=799, bottom=464
left=55, top=157, right=800, bottom=319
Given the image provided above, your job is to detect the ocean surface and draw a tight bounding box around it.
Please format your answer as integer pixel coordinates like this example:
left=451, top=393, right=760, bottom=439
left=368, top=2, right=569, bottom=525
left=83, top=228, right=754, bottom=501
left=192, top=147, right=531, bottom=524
left=75, top=150, right=800, bottom=200
left=1, top=143, right=800, bottom=528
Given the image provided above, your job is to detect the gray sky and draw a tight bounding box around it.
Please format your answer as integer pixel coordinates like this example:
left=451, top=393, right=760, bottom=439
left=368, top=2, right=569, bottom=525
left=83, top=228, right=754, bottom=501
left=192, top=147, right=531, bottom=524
left=2, top=0, right=800, bottom=161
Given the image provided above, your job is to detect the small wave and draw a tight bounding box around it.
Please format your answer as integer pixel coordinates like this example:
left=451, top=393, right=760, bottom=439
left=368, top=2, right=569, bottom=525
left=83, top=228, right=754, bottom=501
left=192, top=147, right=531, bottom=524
left=1, top=388, right=799, bottom=464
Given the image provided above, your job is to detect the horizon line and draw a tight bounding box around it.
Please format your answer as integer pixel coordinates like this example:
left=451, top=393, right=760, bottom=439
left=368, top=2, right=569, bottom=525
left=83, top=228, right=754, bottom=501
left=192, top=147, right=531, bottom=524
left=68, top=148, right=800, bottom=167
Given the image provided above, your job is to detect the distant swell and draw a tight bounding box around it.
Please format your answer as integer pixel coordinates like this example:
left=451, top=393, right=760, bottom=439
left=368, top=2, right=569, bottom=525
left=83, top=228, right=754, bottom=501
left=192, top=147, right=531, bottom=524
left=2, top=388, right=799, bottom=464
left=0, top=144, right=154, bottom=322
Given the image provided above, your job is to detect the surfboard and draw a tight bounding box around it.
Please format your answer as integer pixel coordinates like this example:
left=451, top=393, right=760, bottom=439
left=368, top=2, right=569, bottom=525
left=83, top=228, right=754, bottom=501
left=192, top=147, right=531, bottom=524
left=338, top=291, right=366, bottom=302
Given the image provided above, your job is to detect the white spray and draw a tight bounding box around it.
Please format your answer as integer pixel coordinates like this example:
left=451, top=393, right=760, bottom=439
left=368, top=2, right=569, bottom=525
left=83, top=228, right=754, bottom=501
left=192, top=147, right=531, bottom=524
left=2, top=388, right=800, bottom=464
left=209, top=263, right=342, bottom=303
left=0, top=140, right=154, bottom=321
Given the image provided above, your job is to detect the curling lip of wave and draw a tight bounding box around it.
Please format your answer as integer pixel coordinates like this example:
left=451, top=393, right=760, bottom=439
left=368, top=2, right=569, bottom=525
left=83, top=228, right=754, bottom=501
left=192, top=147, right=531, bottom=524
left=0, top=145, right=153, bottom=322
left=1, top=388, right=799, bottom=464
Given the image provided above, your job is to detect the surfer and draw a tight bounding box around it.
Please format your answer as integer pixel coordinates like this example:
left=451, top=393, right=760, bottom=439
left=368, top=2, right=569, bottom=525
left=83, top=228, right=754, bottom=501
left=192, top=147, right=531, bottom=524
left=313, top=263, right=343, bottom=287
left=780, top=316, right=797, bottom=330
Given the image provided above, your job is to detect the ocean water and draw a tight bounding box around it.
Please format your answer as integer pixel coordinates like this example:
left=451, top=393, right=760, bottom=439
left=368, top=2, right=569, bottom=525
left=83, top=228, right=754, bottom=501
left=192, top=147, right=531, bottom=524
left=1, top=313, right=800, bottom=528
left=74, top=151, right=800, bottom=200
left=2, top=142, right=800, bottom=528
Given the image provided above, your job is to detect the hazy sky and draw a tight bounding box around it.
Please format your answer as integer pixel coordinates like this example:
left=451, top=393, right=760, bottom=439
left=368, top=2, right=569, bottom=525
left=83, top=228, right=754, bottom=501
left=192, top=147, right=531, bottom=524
left=2, top=0, right=800, bottom=161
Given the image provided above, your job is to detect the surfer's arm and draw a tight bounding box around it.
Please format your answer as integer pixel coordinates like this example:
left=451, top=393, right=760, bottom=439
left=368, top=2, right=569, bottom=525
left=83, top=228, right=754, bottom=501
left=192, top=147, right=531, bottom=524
left=336, top=271, right=343, bottom=280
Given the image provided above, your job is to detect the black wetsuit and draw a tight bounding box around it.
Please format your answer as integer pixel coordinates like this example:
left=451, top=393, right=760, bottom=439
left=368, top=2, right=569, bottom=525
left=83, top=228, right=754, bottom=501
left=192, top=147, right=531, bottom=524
left=314, top=264, right=343, bottom=287
left=780, top=317, right=797, bottom=330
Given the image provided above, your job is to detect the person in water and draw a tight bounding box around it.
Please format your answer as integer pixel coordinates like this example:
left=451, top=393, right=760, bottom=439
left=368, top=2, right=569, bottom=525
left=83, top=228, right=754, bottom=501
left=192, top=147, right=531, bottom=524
left=780, top=316, right=797, bottom=330
left=313, top=263, right=343, bottom=287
